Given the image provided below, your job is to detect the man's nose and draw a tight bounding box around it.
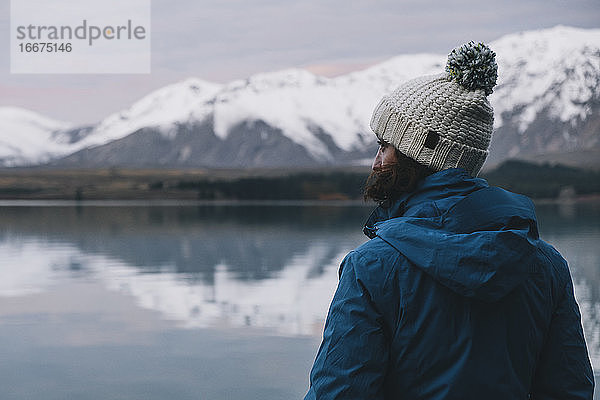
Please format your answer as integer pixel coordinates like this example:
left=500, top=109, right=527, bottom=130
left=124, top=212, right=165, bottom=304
left=372, top=149, right=382, bottom=170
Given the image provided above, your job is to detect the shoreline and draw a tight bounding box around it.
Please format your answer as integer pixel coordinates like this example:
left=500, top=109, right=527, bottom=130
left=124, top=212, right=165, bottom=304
left=0, top=196, right=598, bottom=207
left=0, top=166, right=598, bottom=203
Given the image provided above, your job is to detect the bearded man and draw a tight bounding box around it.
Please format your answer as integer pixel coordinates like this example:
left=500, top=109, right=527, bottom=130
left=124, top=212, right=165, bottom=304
left=304, top=42, right=594, bottom=400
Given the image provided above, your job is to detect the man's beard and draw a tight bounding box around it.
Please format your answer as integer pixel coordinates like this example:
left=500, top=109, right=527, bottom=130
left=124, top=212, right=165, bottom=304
left=363, top=160, right=429, bottom=203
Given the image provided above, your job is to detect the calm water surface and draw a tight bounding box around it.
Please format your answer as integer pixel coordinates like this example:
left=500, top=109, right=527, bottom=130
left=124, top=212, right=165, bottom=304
left=0, top=201, right=598, bottom=399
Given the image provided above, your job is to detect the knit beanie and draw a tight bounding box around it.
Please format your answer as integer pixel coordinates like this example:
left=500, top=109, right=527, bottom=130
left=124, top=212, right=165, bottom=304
left=370, top=41, right=498, bottom=176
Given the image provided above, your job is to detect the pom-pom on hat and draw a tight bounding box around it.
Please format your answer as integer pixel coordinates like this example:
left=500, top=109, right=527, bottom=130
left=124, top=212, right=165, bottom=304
left=370, top=41, right=498, bottom=176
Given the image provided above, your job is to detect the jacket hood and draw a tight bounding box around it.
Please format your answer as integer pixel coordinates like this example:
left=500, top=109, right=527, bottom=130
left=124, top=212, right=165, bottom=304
left=364, top=169, right=540, bottom=302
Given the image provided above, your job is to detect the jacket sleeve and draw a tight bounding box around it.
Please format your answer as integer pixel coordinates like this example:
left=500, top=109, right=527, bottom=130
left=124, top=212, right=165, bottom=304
left=530, top=267, right=595, bottom=399
left=304, top=251, right=389, bottom=400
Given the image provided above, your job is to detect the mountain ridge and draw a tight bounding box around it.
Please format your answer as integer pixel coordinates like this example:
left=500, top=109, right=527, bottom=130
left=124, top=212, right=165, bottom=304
left=1, top=25, right=598, bottom=169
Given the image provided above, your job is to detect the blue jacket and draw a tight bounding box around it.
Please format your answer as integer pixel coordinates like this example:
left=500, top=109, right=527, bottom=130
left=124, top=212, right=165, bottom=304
left=305, top=168, right=594, bottom=399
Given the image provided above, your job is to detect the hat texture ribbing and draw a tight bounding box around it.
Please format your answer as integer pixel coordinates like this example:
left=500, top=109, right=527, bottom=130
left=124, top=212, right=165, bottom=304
left=370, top=42, right=497, bottom=176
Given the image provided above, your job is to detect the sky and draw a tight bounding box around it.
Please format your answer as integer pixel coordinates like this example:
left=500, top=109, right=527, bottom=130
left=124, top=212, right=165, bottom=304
left=1, top=0, right=599, bottom=125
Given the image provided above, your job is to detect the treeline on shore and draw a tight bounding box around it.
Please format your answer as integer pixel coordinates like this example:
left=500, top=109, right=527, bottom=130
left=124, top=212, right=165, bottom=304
left=482, top=160, right=600, bottom=200
left=0, top=160, right=598, bottom=201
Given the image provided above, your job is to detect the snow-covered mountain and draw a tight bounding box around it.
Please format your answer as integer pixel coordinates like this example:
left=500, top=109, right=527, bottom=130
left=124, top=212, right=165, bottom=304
left=487, top=25, right=600, bottom=167
left=1, top=25, right=598, bottom=168
left=0, top=107, right=74, bottom=166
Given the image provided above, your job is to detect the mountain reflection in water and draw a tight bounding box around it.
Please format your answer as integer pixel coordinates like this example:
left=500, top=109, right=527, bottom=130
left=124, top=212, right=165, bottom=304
left=0, top=202, right=598, bottom=372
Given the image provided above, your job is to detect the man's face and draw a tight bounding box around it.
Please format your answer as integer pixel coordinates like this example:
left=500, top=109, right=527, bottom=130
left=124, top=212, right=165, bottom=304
left=372, top=140, right=398, bottom=171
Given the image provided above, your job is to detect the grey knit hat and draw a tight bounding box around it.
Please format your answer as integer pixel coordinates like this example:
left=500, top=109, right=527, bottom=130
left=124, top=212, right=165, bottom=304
left=370, top=41, right=498, bottom=176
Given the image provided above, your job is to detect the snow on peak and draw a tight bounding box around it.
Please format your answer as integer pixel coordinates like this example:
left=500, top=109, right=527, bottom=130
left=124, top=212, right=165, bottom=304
left=0, top=106, right=72, bottom=165
left=209, top=28, right=599, bottom=156
left=213, top=69, right=349, bottom=159
left=490, top=25, right=600, bottom=131
left=347, top=53, right=445, bottom=86
left=242, top=68, right=327, bottom=90
left=211, top=57, right=446, bottom=159
left=78, top=78, right=223, bottom=148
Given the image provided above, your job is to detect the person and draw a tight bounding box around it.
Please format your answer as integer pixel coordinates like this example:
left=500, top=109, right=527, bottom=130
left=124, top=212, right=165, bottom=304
left=304, top=42, right=594, bottom=399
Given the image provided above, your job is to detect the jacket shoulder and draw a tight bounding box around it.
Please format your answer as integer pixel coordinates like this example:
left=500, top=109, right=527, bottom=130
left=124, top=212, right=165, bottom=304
left=340, top=238, right=408, bottom=301
left=536, top=240, right=572, bottom=298
left=349, top=237, right=405, bottom=273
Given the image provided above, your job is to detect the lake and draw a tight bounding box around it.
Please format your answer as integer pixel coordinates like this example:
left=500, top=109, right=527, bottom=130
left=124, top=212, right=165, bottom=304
left=0, top=201, right=598, bottom=399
